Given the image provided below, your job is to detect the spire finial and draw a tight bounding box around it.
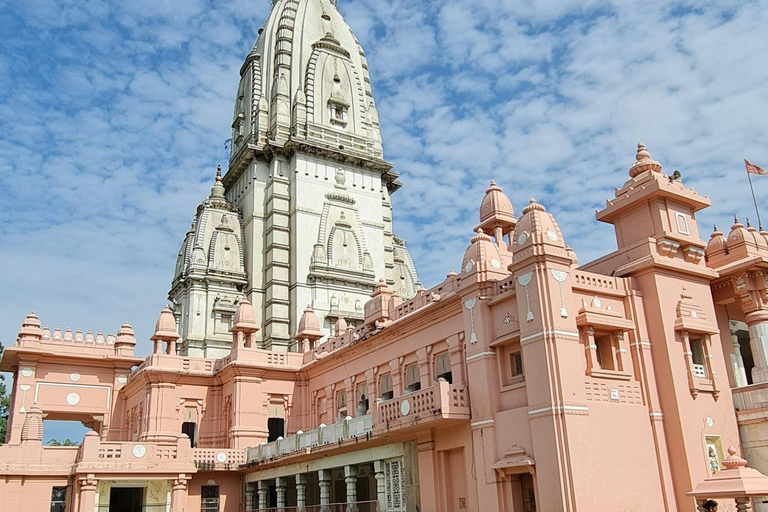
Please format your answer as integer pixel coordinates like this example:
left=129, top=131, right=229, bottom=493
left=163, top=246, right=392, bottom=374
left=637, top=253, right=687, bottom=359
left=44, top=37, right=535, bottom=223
left=210, top=165, right=226, bottom=199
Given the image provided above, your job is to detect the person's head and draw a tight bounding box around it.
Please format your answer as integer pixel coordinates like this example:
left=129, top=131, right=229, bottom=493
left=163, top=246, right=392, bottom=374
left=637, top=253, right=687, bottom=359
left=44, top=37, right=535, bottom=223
left=703, top=499, right=718, bottom=511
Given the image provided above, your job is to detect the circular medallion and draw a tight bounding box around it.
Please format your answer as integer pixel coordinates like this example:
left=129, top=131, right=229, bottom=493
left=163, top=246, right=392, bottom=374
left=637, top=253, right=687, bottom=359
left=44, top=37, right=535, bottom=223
left=593, top=298, right=602, bottom=308
left=517, top=234, right=527, bottom=245
left=490, top=259, right=501, bottom=269
left=132, top=444, right=147, bottom=458
left=369, top=302, right=375, bottom=311
left=691, top=310, right=698, bottom=318
left=20, top=367, right=33, bottom=378
left=706, top=417, right=714, bottom=428
left=117, top=374, right=128, bottom=384
left=464, top=262, right=473, bottom=273
left=216, top=452, right=228, bottom=463
left=66, top=392, right=81, bottom=406
left=70, top=372, right=80, bottom=382
left=400, top=399, right=411, bottom=416
left=547, top=230, right=558, bottom=241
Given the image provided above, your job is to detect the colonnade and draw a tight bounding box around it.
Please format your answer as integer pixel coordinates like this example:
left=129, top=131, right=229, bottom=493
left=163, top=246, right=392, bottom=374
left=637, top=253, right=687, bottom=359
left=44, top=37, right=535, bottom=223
left=245, top=460, right=390, bottom=511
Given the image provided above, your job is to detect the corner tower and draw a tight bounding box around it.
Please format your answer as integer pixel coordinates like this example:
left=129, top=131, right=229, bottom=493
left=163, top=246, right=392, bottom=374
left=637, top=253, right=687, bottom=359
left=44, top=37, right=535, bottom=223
left=176, top=0, right=420, bottom=351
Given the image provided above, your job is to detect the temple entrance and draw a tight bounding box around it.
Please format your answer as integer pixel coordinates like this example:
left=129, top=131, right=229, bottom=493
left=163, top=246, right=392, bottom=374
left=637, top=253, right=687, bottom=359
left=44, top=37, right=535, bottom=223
left=109, top=487, right=143, bottom=512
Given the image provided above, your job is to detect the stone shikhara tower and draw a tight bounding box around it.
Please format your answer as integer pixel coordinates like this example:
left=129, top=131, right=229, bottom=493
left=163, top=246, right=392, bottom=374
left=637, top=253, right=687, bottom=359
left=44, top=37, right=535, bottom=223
left=170, top=0, right=420, bottom=355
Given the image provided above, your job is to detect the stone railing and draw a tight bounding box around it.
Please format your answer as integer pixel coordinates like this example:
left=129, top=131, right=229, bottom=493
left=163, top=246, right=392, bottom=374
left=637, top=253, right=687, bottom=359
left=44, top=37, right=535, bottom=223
left=246, top=415, right=374, bottom=464
left=192, top=447, right=246, bottom=470
left=374, top=380, right=470, bottom=429
left=74, top=431, right=196, bottom=474
left=0, top=444, right=79, bottom=476
left=733, top=382, right=768, bottom=424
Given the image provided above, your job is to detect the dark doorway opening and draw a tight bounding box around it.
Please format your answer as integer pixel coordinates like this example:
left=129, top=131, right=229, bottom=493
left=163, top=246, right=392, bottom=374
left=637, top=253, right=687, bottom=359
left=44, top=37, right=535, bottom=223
left=181, top=421, right=197, bottom=447
left=267, top=417, right=285, bottom=442
left=109, top=487, right=143, bottom=512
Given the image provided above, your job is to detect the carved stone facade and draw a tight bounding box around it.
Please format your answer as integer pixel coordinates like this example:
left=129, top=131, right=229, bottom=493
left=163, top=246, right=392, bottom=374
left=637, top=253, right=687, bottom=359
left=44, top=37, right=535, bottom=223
left=174, top=0, right=420, bottom=351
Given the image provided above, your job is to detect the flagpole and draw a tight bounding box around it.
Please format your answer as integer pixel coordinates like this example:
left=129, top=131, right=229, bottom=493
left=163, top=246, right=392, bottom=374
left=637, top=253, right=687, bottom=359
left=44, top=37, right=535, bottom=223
left=746, top=162, right=763, bottom=229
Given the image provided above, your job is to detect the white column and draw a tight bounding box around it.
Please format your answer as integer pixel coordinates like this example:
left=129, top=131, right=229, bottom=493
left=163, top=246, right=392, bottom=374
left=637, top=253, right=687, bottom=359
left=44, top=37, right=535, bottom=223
left=276, top=477, right=287, bottom=509
left=319, top=469, right=332, bottom=512
left=344, top=465, right=359, bottom=512
left=245, top=483, right=255, bottom=511
left=747, top=316, right=768, bottom=383
left=731, top=322, right=749, bottom=387
left=296, top=473, right=307, bottom=512
left=257, top=480, right=269, bottom=510
left=374, top=460, right=387, bottom=512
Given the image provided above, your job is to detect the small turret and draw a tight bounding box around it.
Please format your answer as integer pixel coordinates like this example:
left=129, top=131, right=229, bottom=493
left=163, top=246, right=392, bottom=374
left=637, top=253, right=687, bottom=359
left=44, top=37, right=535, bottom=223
left=150, top=305, right=180, bottom=355
left=114, top=322, right=137, bottom=357
left=230, top=298, right=260, bottom=351
left=295, top=305, right=323, bottom=352
left=17, top=312, right=43, bottom=347
left=477, top=181, right=517, bottom=252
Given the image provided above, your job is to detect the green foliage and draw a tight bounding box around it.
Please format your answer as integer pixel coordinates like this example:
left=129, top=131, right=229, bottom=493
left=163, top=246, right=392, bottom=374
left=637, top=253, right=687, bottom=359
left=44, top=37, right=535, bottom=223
left=0, top=342, right=8, bottom=443
left=47, top=438, right=79, bottom=447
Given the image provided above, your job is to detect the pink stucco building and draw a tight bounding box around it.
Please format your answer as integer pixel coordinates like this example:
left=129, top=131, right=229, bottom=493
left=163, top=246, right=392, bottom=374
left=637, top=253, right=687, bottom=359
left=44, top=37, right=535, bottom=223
left=3, top=2, right=768, bottom=512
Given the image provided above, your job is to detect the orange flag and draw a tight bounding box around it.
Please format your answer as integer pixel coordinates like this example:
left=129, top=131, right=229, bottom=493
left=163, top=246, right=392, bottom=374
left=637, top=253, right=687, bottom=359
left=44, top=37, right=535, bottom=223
left=746, top=159, right=768, bottom=176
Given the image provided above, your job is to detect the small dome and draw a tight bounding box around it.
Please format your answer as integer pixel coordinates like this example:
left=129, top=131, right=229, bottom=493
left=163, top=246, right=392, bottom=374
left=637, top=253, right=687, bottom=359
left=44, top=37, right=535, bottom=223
left=628, top=142, right=662, bottom=178
left=748, top=223, right=768, bottom=250
left=232, top=298, right=259, bottom=333
left=461, top=228, right=505, bottom=276
left=479, top=181, right=515, bottom=226
left=334, top=316, right=348, bottom=336
left=727, top=217, right=751, bottom=245
left=705, top=225, right=728, bottom=259
left=296, top=305, right=323, bottom=340
left=513, top=199, right=566, bottom=249
left=150, top=305, right=180, bottom=341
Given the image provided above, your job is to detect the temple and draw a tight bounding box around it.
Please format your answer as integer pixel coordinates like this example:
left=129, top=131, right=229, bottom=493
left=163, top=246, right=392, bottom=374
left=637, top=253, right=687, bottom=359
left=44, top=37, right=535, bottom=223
left=2, top=1, right=768, bottom=512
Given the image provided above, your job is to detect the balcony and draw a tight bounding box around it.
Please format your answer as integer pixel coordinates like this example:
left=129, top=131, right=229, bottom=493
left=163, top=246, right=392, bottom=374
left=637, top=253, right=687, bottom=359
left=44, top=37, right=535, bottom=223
left=247, top=415, right=374, bottom=464
left=245, top=381, right=470, bottom=466
left=373, top=380, right=470, bottom=432
left=74, top=431, right=196, bottom=474
left=193, top=447, right=246, bottom=470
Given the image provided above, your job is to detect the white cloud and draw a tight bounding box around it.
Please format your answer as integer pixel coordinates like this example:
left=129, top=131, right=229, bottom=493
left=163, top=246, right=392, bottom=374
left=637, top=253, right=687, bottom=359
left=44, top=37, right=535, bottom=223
left=2, top=0, right=768, bottom=366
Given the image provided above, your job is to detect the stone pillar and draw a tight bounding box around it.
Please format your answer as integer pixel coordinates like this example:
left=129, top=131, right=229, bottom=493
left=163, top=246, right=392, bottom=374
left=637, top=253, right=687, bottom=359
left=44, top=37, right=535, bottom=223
left=736, top=497, right=752, bottom=512
left=257, top=480, right=269, bottom=510
left=296, top=473, right=307, bottom=512
left=171, top=478, right=188, bottom=512
left=344, top=465, right=359, bottom=512
left=374, top=460, right=387, bottom=512
left=746, top=311, right=768, bottom=383
left=245, top=483, right=256, bottom=511
left=731, top=322, right=749, bottom=387
left=319, top=469, right=332, bottom=512
left=276, top=476, right=287, bottom=509
left=77, top=475, right=98, bottom=512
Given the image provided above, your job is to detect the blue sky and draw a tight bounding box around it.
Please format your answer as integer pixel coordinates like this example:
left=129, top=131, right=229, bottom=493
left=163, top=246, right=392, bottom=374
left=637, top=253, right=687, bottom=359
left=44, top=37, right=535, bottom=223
left=1, top=0, right=767, bottom=442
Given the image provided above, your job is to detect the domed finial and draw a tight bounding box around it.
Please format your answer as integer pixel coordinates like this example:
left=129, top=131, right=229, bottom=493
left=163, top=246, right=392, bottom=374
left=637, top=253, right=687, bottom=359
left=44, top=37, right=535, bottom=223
left=629, top=142, right=662, bottom=177
left=722, top=445, right=748, bottom=470
left=636, top=142, right=650, bottom=161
